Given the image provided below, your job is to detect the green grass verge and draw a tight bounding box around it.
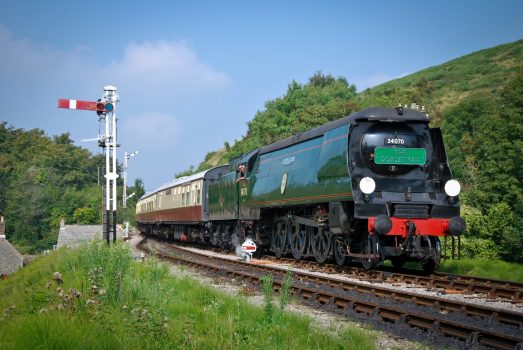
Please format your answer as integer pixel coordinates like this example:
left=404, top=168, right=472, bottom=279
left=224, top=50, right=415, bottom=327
left=0, top=240, right=376, bottom=349
left=382, top=258, right=523, bottom=283
left=439, top=258, right=523, bottom=283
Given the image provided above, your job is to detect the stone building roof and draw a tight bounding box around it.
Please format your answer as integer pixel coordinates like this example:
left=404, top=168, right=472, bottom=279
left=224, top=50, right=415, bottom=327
left=56, top=220, right=125, bottom=249
left=0, top=216, right=23, bottom=275
left=0, top=238, right=23, bottom=275
left=56, top=224, right=104, bottom=248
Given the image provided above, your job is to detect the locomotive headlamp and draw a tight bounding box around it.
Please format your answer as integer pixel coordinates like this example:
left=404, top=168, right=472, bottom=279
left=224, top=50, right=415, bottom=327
left=359, top=177, right=376, bottom=194
left=444, top=179, right=461, bottom=197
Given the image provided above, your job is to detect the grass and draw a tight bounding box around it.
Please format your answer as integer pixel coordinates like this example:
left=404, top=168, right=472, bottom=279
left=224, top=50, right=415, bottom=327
left=439, top=258, right=523, bottom=283
left=0, top=240, right=376, bottom=349
left=359, top=39, right=523, bottom=112
left=381, top=258, right=523, bottom=283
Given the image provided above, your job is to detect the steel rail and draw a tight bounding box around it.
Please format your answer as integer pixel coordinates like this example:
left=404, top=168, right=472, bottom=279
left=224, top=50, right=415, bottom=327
left=261, top=255, right=523, bottom=302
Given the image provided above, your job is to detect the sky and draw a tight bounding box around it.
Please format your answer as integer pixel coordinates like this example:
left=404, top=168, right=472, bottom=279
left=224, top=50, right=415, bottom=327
left=1, top=1, right=522, bottom=192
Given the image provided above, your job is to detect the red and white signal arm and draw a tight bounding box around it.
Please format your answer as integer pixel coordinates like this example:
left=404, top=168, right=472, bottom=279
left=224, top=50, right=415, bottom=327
left=58, top=99, right=114, bottom=113
left=58, top=99, right=97, bottom=110
left=241, top=238, right=257, bottom=253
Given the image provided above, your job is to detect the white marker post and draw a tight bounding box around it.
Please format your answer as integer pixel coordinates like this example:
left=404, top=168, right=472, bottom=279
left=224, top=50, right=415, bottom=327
left=123, top=151, right=138, bottom=208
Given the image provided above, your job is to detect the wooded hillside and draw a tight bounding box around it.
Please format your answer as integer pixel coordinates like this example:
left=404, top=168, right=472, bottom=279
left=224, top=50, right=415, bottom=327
left=0, top=125, right=144, bottom=253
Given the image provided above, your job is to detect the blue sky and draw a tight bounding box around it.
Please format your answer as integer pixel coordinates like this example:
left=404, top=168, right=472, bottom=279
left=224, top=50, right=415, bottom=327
left=1, top=1, right=522, bottom=191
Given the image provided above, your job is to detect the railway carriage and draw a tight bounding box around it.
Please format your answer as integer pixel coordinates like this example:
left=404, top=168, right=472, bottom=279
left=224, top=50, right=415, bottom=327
left=137, top=107, right=465, bottom=272
left=136, top=166, right=228, bottom=241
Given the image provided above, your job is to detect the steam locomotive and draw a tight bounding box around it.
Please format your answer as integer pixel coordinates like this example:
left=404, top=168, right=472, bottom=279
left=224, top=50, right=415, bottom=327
left=136, top=107, right=465, bottom=272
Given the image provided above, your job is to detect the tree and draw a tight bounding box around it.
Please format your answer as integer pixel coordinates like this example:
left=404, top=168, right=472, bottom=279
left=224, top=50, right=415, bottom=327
left=1, top=124, right=104, bottom=252
left=5, top=166, right=58, bottom=243
left=73, top=207, right=97, bottom=224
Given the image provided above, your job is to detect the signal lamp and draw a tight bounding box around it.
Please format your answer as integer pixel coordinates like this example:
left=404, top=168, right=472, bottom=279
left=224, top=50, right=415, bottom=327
left=96, top=101, right=114, bottom=115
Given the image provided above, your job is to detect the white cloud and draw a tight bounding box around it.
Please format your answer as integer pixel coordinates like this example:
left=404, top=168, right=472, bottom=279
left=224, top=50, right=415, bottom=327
left=121, top=111, right=182, bottom=147
left=106, top=41, right=228, bottom=88
left=103, top=40, right=229, bottom=91
left=0, top=25, right=229, bottom=96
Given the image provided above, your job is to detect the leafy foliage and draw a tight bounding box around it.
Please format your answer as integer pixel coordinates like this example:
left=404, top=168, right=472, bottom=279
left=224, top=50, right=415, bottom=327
left=459, top=237, right=500, bottom=260
left=0, top=124, right=147, bottom=253
left=441, top=71, right=523, bottom=262
left=73, top=207, right=97, bottom=225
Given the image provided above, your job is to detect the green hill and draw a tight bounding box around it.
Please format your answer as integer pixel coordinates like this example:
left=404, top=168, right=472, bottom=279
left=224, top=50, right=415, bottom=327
left=359, top=39, right=523, bottom=119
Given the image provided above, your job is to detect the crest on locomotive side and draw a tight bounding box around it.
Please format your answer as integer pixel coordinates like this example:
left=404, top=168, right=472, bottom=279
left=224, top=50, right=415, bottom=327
left=281, top=172, right=288, bottom=194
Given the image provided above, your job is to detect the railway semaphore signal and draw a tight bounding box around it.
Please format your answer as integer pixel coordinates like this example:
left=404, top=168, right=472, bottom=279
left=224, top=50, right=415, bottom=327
left=58, top=86, right=120, bottom=244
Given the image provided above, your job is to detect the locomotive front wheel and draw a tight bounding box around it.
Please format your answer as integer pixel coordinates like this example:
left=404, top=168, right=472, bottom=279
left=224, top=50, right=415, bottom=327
left=422, top=237, right=441, bottom=274
left=360, top=237, right=380, bottom=270
left=333, top=238, right=347, bottom=266
left=289, top=223, right=308, bottom=260
left=311, top=227, right=332, bottom=263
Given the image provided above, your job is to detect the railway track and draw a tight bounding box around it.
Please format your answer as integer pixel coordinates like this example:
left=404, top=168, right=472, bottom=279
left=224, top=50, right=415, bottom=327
left=139, top=238, right=523, bottom=350
left=261, top=256, right=523, bottom=302
left=168, top=239, right=523, bottom=302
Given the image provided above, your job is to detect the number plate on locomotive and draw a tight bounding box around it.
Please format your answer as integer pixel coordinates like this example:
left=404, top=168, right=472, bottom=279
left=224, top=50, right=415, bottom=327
left=385, top=138, right=405, bottom=145
left=374, top=147, right=426, bottom=165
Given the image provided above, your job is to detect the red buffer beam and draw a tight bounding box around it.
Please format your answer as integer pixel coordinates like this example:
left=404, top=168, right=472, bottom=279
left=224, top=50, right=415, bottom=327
left=58, top=99, right=98, bottom=111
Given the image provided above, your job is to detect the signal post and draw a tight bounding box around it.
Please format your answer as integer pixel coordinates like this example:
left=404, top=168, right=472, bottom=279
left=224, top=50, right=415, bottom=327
left=58, top=85, right=120, bottom=244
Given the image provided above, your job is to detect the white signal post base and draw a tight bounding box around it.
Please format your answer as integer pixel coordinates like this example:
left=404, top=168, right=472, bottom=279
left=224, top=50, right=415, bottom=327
left=123, top=151, right=138, bottom=208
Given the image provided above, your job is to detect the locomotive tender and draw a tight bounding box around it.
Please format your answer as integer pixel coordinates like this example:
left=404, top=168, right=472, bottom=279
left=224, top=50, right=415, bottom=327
left=136, top=107, right=465, bottom=272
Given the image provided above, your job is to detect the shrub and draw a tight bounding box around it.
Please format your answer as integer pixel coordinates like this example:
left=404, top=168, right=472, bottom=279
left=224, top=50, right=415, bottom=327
left=459, top=237, right=499, bottom=259
left=73, top=207, right=97, bottom=224
left=260, top=274, right=274, bottom=324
